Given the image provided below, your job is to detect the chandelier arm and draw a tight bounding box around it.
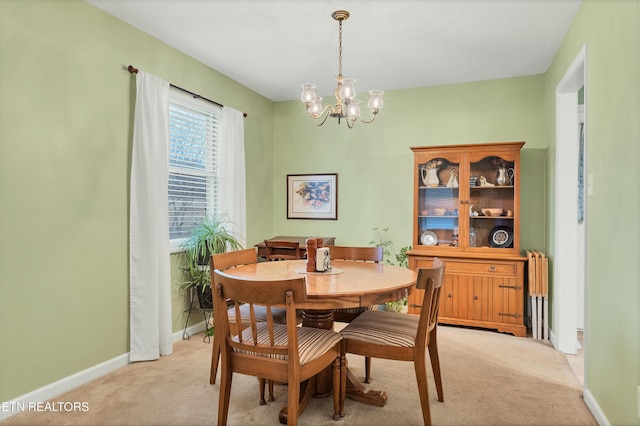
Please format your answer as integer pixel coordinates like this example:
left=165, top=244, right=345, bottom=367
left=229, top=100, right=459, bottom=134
left=315, top=111, right=332, bottom=126
left=306, top=104, right=334, bottom=126
left=355, top=112, right=378, bottom=124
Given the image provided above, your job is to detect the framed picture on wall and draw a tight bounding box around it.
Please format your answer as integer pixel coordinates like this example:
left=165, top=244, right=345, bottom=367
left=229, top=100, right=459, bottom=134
left=287, top=173, right=338, bottom=220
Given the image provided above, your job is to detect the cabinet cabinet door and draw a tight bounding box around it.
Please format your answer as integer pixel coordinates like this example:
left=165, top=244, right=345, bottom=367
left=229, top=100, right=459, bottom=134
left=492, top=276, right=524, bottom=325
left=414, top=151, right=462, bottom=251
left=466, top=151, right=519, bottom=254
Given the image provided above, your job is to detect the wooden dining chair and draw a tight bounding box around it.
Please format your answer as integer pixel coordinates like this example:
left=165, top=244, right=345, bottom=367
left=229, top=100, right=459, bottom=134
left=213, top=269, right=345, bottom=426
left=264, top=239, right=303, bottom=261
left=329, top=246, right=384, bottom=321
left=340, top=258, right=445, bottom=426
left=210, top=248, right=299, bottom=404
left=209, top=249, right=258, bottom=382
left=329, top=245, right=383, bottom=383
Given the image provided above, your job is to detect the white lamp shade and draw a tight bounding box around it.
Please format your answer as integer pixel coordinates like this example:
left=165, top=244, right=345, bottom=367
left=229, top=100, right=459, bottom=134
left=308, top=96, right=323, bottom=116
left=346, top=99, right=361, bottom=120
left=368, top=90, right=384, bottom=110
left=300, top=83, right=317, bottom=104
left=339, top=78, right=357, bottom=101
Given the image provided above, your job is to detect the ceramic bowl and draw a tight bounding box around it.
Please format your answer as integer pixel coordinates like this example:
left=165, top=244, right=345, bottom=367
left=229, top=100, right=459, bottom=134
left=482, top=208, right=504, bottom=217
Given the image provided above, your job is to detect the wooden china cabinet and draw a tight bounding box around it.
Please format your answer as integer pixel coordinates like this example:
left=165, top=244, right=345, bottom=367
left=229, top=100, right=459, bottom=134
left=407, top=142, right=527, bottom=337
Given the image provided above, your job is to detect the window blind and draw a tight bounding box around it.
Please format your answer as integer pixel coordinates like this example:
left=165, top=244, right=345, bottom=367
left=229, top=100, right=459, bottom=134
left=168, top=91, right=221, bottom=241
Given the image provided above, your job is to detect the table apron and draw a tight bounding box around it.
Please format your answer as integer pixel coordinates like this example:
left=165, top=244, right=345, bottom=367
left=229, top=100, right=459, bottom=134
left=298, top=287, right=411, bottom=310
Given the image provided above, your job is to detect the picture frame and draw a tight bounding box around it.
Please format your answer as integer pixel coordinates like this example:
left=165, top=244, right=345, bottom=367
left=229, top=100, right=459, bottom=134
left=287, top=173, right=338, bottom=220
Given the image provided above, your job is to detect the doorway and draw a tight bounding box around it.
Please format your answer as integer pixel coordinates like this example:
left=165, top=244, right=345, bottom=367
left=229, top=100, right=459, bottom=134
left=553, top=44, right=587, bottom=381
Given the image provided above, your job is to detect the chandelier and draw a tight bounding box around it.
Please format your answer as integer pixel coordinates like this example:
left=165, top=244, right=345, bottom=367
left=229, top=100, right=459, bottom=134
left=300, top=10, right=384, bottom=128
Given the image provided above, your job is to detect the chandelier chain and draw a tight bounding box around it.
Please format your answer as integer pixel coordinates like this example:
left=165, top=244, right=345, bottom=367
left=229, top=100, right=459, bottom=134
left=338, top=19, right=343, bottom=77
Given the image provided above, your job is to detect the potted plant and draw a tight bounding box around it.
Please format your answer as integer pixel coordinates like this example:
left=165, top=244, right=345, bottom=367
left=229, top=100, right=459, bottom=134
left=384, top=245, right=411, bottom=312
left=180, top=213, right=243, bottom=310
left=369, top=228, right=412, bottom=313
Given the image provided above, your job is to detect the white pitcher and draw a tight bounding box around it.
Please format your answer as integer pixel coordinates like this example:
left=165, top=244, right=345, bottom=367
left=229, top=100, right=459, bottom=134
left=421, top=166, right=440, bottom=187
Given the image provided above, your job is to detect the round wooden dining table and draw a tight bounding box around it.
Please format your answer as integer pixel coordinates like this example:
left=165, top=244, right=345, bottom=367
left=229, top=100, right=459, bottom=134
left=221, top=259, right=418, bottom=422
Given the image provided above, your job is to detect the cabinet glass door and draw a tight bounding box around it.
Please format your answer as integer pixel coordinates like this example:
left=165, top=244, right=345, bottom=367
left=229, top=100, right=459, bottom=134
left=467, top=155, right=515, bottom=250
left=417, top=157, right=460, bottom=248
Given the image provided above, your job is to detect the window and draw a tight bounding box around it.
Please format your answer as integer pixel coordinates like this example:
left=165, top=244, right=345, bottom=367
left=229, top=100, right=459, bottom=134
left=168, top=89, right=221, bottom=248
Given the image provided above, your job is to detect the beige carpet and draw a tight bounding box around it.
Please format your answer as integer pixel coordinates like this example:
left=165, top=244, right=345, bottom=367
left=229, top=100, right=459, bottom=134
left=2, top=325, right=596, bottom=425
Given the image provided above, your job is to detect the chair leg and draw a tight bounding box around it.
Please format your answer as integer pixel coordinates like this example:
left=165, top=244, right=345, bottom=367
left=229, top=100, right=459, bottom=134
left=259, top=378, right=267, bottom=405
left=340, top=353, right=347, bottom=418
left=218, top=362, right=233, bottom=426
left=414, top=357, right=432, bottom=426
left=210, top=334, right=221, bottom=384
left=364, top=356, right=372, bottom=383
left=268, top=380, right=275, bottom=402
left=331, top=357, right=341, bottom=420
left=286, top=374, right=300, bottom=426
left=428, top=329, right=444, bottom=402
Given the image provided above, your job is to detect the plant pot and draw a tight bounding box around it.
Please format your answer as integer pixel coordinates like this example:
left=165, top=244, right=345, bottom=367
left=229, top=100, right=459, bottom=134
left=196, top=245, right=212, bottom=266
left=195, top=284, right=214, bottom=310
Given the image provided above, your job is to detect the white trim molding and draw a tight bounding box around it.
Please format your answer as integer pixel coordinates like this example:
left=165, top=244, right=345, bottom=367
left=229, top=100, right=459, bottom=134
left=0, top=322, right=208, bottom=421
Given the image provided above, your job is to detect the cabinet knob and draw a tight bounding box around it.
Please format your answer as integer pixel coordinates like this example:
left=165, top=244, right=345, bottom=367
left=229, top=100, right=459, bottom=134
left=447, top=293, right=453, bottom=298
left=474, top=295, right=479, bottom=300
left=488, top=265, right=496, bottom=272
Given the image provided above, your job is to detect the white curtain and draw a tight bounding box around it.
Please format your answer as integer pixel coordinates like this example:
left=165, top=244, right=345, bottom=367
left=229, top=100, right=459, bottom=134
left=219, top=107, right=247, bottom=245
left=129, top=71, right=173, bottom=361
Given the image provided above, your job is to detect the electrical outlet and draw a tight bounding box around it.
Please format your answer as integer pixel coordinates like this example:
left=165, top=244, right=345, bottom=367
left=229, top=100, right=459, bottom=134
left=637, top=385, right=640, bottom=418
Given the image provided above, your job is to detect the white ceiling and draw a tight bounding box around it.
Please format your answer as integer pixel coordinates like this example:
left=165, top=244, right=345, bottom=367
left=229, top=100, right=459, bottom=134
left=86, top=0, right=582, bottom=102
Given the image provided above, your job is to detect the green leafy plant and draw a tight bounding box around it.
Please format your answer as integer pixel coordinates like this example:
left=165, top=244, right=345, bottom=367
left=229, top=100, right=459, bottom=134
left=368, top=227, right=394, bottom=265
left=395, top=245, right=411, bottom=268
left=369, top=227, right=412, bottom=312
left=180, top=213, right=243, bottom=293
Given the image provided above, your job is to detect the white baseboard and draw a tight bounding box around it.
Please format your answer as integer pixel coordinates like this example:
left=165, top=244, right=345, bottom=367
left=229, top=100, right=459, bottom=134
left=0, top=352, right=129, bottom=421
left=176, top=320, right=207, bottom=341
left=584, top=387, right=610, bottom=425
left=549, top=327, right=558, bottom=349
left=0, top=321, right=208, bottom=422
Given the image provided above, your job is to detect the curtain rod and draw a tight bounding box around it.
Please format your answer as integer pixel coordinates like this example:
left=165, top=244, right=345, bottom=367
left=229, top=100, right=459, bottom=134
left=127, top=65, right=247, bottom=118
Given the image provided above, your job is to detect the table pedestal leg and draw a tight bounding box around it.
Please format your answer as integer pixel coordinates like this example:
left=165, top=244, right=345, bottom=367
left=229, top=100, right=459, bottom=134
left=302, top=309, right=333, bottom=329
left=278, top=377, right=317, bottom=424
left=344, top=369, right=387, bottom=406
left=302, top=309, right=333, bottom=397
left=278, top=309, right=388, bottom=424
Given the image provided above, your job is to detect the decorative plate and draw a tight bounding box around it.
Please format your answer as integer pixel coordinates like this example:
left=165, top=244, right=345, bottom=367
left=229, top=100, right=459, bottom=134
left=489, top=226, right=514, bottom=248
left=420, top=231, right=438, bottom=246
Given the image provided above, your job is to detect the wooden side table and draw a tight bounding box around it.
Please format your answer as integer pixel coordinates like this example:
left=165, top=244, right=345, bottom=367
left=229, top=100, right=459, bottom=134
left=255, top=236, right=336, bottom=259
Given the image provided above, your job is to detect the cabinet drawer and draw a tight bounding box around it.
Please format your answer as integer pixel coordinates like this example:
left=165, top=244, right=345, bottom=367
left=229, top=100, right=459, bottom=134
left=413, top=257, right=517, bottom=277
left=445, top=261, right=517, bottom=276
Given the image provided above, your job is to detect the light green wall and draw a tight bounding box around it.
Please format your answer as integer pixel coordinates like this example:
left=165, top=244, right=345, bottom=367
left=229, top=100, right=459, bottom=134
left=0, top=0, right=274, bottom=401
left=272, top=76, right=547, bottom=254
left=544, top=0, right=639, bottom=424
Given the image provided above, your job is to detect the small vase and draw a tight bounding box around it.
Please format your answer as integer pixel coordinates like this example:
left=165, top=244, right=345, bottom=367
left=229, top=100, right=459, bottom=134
left=496, top=167, right=508, bottom=186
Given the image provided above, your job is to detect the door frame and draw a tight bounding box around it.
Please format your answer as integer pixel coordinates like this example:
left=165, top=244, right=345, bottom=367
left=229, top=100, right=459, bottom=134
left=553, top=45, right=587, bottom=359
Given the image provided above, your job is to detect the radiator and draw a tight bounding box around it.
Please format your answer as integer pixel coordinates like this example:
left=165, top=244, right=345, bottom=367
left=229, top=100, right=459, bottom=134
left=526, top=250, right=548, bottom=340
